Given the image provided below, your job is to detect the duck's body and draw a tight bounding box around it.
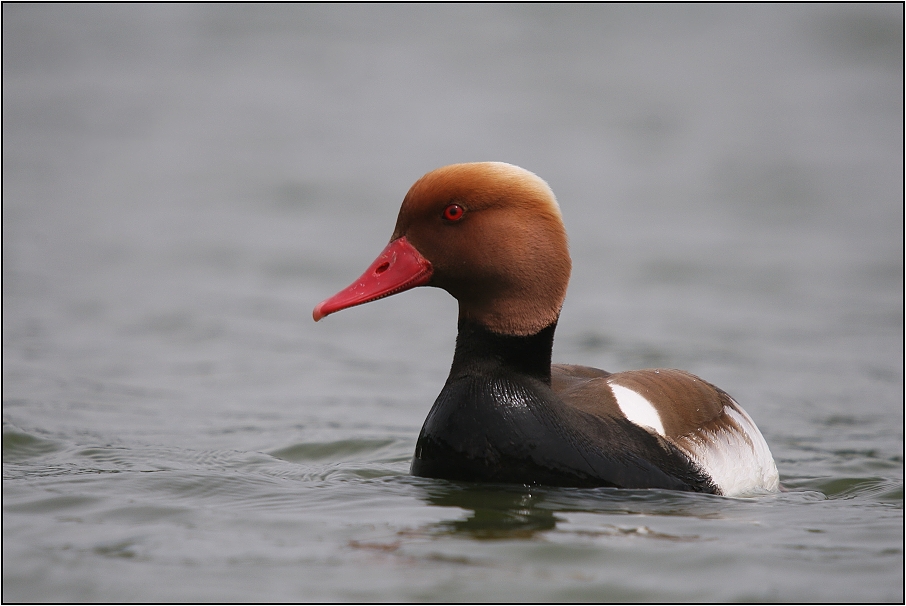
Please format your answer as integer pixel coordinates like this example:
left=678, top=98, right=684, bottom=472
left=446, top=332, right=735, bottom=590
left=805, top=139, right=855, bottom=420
left=314, top=162, right=779, bottom=496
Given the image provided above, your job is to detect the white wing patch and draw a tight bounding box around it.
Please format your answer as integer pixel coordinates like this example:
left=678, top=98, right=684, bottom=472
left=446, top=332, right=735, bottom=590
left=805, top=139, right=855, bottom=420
left=607, top=379, right=779, bottom=496
left=608, top=383, right=666, bottom=436
left=673, top=400, right=780, bottom=497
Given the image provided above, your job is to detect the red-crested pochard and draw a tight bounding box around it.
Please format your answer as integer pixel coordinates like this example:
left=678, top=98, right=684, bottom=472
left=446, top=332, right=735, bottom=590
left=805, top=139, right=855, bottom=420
left=313, top=162, right=779, bottom=496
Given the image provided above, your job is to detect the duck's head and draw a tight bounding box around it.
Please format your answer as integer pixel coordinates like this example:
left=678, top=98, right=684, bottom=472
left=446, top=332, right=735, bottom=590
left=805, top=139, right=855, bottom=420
left=313, top=162, right=571, bottom=336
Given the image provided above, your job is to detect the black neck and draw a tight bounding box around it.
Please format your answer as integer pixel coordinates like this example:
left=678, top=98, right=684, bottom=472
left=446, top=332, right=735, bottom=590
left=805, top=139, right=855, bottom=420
left=449, top=319, right=556, bottom=385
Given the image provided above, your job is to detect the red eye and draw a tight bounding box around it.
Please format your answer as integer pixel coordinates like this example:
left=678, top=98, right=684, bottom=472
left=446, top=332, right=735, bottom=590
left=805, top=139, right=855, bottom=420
left=443, top=204, right=464, bottom=222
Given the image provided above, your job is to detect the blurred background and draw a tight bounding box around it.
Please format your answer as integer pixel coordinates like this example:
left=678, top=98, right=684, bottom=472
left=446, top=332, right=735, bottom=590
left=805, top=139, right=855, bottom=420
left=3, top=4, right=903, bottom=602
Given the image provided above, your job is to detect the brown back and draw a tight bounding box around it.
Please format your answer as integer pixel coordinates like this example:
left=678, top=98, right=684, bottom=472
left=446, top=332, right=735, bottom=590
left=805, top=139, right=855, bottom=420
left=551, top=365, right=728, bottom=439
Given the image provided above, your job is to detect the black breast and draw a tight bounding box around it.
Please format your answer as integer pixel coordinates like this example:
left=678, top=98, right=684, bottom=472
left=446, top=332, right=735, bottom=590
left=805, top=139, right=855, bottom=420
left=410, top=320, right=717, bottom=493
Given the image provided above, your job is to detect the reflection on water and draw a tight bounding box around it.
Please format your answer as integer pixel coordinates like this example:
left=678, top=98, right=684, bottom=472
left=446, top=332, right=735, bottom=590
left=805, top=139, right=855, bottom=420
left=413, top=473, right=902, bottom=544
left=415, top=480, right=739, bottom=540
left=421, top=483, right=562, bottom=539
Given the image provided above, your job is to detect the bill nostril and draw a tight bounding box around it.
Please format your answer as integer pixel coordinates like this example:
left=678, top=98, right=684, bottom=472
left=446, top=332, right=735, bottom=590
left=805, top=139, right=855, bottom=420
left=375, top=262, right=390, bottom=275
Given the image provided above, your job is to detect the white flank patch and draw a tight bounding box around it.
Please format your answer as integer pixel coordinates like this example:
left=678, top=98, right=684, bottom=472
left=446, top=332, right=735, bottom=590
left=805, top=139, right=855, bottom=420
left=608, top=383, right=666, bottom=436
left=676, top=401, right=780, bottom=497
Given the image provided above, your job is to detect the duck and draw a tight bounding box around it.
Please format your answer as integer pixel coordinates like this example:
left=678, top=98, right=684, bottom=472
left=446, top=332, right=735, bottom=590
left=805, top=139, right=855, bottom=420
left=313, top=162, right=779, bottom=496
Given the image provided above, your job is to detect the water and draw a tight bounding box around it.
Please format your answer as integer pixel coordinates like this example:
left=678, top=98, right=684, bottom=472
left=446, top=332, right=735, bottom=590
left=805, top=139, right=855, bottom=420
left=3, top=4, right=903, bottom=602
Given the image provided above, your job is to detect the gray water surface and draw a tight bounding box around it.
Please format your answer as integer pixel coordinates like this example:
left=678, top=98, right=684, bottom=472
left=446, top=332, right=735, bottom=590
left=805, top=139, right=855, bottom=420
left=3, top=4, right=903, bottom=602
